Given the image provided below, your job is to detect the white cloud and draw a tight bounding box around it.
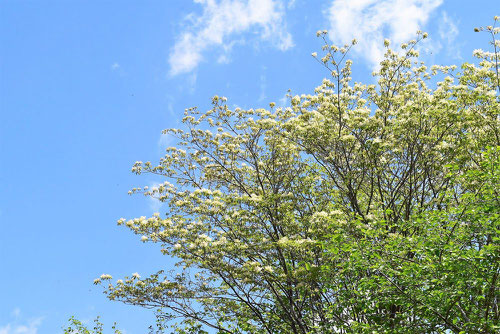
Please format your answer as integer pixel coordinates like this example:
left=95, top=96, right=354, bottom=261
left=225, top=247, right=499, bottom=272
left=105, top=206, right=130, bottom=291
left=326, top=0, right=443, bottom=68
left=169, top=0, right=293, bottom=75
left=0, top=317, right=43, bottom=334
left=156, top=96, right=178, bottom=152
left=439, top=12, right=458, bottom=42
left=147, top=182, right=165, bottom=213
left=216, top=39, right=242, bottom=64
left=258, top=71, right=267, bottom=102
left=277, top=90, right=292, bottom=107
left=439, top=11, right=460, bottom=58
left=158, top=133, right=174, bottom=150
left=186, top=72, right=198, bottom=94
left=110, top=62, right=126, bottom=76
left=10, top=308, right=20, bottom=318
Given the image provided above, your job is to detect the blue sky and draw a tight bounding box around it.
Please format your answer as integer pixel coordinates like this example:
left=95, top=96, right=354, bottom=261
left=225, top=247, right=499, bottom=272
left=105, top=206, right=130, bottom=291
left=0, top=0, right=497, bottom=333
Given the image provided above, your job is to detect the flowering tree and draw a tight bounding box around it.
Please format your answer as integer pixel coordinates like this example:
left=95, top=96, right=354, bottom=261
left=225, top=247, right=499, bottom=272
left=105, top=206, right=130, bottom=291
left=95, top=19, right=500, bottom=333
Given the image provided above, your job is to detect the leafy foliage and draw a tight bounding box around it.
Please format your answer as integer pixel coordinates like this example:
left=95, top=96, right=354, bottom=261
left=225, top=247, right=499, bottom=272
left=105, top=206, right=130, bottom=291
left=94, top=19, right=500, bottom=333
left=62, top=316, right=122, bottom=334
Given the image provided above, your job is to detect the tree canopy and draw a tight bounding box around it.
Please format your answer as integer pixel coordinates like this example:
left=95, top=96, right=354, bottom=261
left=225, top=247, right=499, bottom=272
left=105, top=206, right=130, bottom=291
left=93, top=20, right=500, bottom=333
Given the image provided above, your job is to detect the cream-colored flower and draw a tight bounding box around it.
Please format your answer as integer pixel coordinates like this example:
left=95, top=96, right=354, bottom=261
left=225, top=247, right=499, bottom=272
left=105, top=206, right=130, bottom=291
left=100, top=274, right=113, bottom=280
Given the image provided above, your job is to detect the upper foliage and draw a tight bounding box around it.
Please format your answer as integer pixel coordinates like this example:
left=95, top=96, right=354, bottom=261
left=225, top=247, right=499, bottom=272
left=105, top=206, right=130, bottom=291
left=95, top=19, right=500, bottom=334
left=63, top=317, right=122, bottom=334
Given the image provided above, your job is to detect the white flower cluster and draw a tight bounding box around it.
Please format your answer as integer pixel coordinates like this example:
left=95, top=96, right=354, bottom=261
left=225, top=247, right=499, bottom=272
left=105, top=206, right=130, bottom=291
left=93, top=273, right=112, bottom=285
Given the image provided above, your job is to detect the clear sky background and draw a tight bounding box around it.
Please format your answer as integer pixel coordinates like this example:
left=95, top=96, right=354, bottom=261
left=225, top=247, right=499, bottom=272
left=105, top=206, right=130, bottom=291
left=0, top=1, right=498, bottom=333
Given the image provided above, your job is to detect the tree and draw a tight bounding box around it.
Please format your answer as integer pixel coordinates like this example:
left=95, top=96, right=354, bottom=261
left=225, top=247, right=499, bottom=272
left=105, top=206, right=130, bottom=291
left=95, top=19, right=500, bottom=333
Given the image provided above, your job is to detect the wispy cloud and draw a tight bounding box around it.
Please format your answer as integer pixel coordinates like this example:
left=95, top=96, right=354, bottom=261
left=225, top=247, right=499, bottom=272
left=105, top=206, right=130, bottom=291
left=158, top=132, right=174, bottom=151
left=438, top=11, right=460, bottom=58
left=147, top=182, right=165, bottom=213
left=287, top=0, right=297, bottom=9
left=0, top=315, right=43, bottom=334
left=110, top=62, right=126, bottom=76
left=10, top=309, right=20, bottom=319
left=258, top=68, right=267, bottom=102
left=168, top=0, right=293, bottom=76
left=326, top=0, right=443, bottom=68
